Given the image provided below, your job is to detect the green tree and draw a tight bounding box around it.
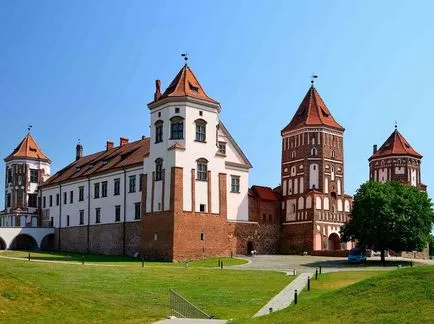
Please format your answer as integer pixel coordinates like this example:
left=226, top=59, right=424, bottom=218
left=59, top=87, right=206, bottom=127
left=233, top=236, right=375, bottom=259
left=341, top=181, right=434, bottom=262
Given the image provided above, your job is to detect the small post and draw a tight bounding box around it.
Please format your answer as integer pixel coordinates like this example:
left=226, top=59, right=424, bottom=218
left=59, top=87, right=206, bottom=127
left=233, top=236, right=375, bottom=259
left=218, top=258, right=221, bottom=267
left=294, top=289, right=298, bottom=305
left=315, top=268, right=318, bottom=280
left=269, top=307, right=273, bottom=314
left=141, top=258, right=144, bottom=268
left=293, top=269, right=296, bottom=276
left=184, top=261, right=189, bottom=268
left=220, top=261, right=223, bottom=270
left=81, top=255, right=84, bottom=265
left=28, top=252, right=30, bottom=261
left=230, top=251, right=233, bottom=258
left=319, top=266, right=322, bottom=274
left=410, top=261, right=413, bottom=268
left=307, top=276, right=310, bottom=291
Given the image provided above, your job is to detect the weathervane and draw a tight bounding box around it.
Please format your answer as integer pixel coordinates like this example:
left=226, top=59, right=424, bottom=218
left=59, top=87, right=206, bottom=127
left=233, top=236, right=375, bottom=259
left=181, top=52, right=188, bottom=63
left=394, top=120, right=398, bottom=130
left=311, top=74, right=318, bottom=86
left=27, top=124, right=32, bottom=133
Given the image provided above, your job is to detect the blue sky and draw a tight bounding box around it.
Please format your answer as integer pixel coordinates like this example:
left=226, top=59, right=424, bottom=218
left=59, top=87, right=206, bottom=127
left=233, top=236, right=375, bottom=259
left=1, top=1, right=434, bottom=208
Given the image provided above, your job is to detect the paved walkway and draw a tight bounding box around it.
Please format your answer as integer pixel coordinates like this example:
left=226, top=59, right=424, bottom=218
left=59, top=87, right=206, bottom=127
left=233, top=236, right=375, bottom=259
left=155, top=319, right=227, bottom=324
left=253, top=272, right=313, bottom=317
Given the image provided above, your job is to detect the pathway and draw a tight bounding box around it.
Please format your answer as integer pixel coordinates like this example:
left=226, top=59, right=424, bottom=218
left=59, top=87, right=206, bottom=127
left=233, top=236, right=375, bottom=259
left=154, top=319, right=227, bottom=324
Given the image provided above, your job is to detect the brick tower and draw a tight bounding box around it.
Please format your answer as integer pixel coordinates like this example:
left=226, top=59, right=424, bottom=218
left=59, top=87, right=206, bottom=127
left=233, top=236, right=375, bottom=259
left=369, top=126, right=426, bottom=191
left=280, top=83, right=352, bottom=254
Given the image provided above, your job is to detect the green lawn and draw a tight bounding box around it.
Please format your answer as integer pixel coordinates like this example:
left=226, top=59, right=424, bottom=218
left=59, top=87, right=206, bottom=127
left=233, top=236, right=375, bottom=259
left=237, top=266, right=434, bottom=323
left=0, top=254, right=289, bottom=323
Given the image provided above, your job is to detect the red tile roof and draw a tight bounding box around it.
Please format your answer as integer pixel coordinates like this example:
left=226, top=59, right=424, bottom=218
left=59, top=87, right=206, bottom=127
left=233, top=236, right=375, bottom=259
left=370, top=129, right=422, bottom=160
left=282, top=86, right=344, bottom=133
left=5, top=133, right=50, bottom=162
left=251, top=185, right=281, bottom=201
left=153, top=64, right=219, bottom=105
left=41, top=137, right=149, bottom=188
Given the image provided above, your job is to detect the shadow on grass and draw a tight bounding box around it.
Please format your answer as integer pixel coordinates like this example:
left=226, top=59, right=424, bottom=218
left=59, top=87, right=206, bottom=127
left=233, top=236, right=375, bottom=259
left=301, top=259, right=414, bottom=269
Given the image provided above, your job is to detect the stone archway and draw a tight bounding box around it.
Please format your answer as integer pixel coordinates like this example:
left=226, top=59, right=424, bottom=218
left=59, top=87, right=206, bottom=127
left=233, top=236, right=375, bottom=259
left=328, top=233, right=341, bottom=251
left=10, top=234, right=38, bottom=250
left=40, top=234, right=55, bottom=251
left=0, top=237, right=6, bottom=250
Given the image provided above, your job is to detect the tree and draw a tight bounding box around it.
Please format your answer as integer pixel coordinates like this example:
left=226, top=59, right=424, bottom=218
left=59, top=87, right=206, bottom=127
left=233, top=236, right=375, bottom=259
left=341, top=181, right=434, bottom=262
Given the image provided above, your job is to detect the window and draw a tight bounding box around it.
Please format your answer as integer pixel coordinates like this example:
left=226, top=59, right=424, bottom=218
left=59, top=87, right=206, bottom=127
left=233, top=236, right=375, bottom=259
left=50, top=217, right=54, bottom=227
left=218, top=142, right=226, bottom=154
left=200, top=204, right=206, bottom=212
left=7, top=193, right=11, bottom=208
left=114, top=178, right=120, bottom=196
left=28, top=194, right=38, bottom=208
left=170, top=117, right=184, bottom=139
left=331, top=150, right=336, bottom=159
left=94, top=183, right=100, bottom=198
left=129, top=175, right=136, bottom=193
left=69, top=191, right=73, bottom=204
left=175, top=107, right=180, bottom=113
left=291, top=151, right=296, bottom=158
left=79, top=186, right=84, bottom=201
left=56, top=194, right=60, bottom=206
left=155, top=159, right=163, bottom=181
left=199, top=110, right=203, bottom=116
left=154, top=233, right=158, bottom=241
left=79, top=210, right=84, bottom=225
left=197, top=159, right=208, bottom=181
left=134, top=202, right=141, bottom=220
left=30, top=169, right=39, bottom=183
left=66, top=215, right=70, bottom=227
left=200, top=232, right=205, bottom=241
left=7, top=168, right=12, bottom=183
left=311, top=147, right=317, bottom=156
left=158, top=111, right=161, bottom=117
left=43, top=196, right=46, bottom=208
left=195, top=119, right=206, bottom=142
left=95, top=208, right=101, bottom=224
left=231, top=176, right=240, bottom=193
left=49, top=195, right=53, bottom=207
left=63, top=192, right=67, bottom=204
left=115, top=205, right=121, bottom=222
left=155, top=120, right=163, bottom=143
left=139, top=175, right=143, bottom=191
left=101, top=181, right=108, bottom=197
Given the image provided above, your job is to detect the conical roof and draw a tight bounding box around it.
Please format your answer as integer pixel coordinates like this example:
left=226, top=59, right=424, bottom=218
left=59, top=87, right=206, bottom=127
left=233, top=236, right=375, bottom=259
left=154, top=64, right=219, bottom=104
left=369, top=129, right=422, bottom=160
left=4, top=133, right=50, bottom=162
left=282, top=85, right=344, bottom=133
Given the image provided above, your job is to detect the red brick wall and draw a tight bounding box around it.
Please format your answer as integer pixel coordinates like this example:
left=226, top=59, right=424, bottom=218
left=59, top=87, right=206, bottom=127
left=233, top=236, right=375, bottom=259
left=280, top=221, right=314, bottom=254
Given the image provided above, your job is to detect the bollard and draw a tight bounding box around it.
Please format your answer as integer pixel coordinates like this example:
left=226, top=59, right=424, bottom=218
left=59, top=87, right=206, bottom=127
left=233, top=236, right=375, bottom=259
left=141, top=258, right=144, bottom=268
left=294, top=289, right=298, bottom=305
left=410, top=261, right=413, bottom=268
left=81, top=255, right=84, bottom=265
left=218, top=258, right=221, bottom=267
left=307, top=276, right=310, bottom=291
left=28, top=253, right=30, bottom=261
left=184, top=261, right=189, bottom=268
left=220, top=261, right=223, bottom=270
left=319, top=266, right=322, bottom=274
left=293, top=269, right=296, bottom=276
left=269, top=307, right=273, bottom=314
left=315, top=268, right=318, bottom=280
left=230, top=251, right=233, bottom=258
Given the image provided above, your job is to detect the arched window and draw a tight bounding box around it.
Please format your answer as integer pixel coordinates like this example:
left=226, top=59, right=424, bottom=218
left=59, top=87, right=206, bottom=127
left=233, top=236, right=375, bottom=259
left=298, top=197, right=304, bottom=210
left=306, top=196, right=312, bottom=208
left=291, top=166, right=296, bottom=176
left=331, top=150, right=335, bottom=159
left=170, top=117, right=184, bottom=140
left=155, top=120, right=163, bottom=143
left=331, top=166, right=335, bottom=181
left=292, top=203, right=296, bottom=213
left=195, top=119, right=207, bottom=142
left=311, top=147, right=317, bottom=156
left=155, top=158, right=163, bottom=181
left=196, top=158, right=208, bottom=181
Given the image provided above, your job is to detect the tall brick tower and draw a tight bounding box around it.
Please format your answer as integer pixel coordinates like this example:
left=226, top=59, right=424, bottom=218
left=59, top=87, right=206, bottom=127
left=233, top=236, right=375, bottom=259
left=280, top=83, right=352, bottom=254
left=369, top=126, right=426, bottom=191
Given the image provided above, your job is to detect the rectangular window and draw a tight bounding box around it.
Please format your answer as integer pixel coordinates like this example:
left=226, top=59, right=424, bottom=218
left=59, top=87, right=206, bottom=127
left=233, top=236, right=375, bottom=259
left=49, top=195, right=53, bottom=207
left=155, top=123, right=163, bottom=143
left=79, top=210, right=84, bottom=225
left=114, top=178, right=120, bottom=196
left=30, top=169, right=39, bottom=183
left=115, top=205, right=121, bottom=222
left=218, top=142, right=226, bottom=154
left=28, top=194, right=38, bottom=208
left=231, top=176, right=240, bottom=193
left=94, top=183, right=100, bottom=199
left=50, top=217, right=54, bottom=227
left=95, top=208, right=101, bottom=224
left=200, top=232, right=205, bottom=241
left=195, top=124, right=206, bottom=142
left=101, top=181, right=108, bottom=198
left=63, top=192, right=67, bottom=204
left=7, top=193, right=11, bottom=208
left=129, top=175, right=136, bottom=193
left=7, top=168, right=12, bottom=183
left=79, top=186, right=84, bottom=201
left=170, top=119, right=184, bottom=139
left=43, top=196, right=46, bottom=208
left=155, top=161, right=163, bottom=181
left=66, top=215, right=70, bottom=227
left=134, top=202, right=141, bottom=220
left=139, top=175, right=143, bottom=192
left=197, top=162, right=208, bottom=181
left=56, top=194, right=60, bottom=206
left=199, top=204, right=206, bottom=212
left=69, top=191, right=73, bottom=204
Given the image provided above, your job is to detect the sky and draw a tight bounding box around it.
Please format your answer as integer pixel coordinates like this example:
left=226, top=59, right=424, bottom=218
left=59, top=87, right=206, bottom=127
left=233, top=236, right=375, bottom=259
left=1, top=1, right=434, bottom=209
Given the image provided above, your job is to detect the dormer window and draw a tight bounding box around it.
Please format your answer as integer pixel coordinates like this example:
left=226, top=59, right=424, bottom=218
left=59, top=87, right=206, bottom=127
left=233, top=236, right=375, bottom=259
left=170, top=117, right=184, bottom=140
left=155, top=120, right=163, bottom=143
left=195, top=119, right=207, bottom=142
left=189, top=82, right=199, bottom=92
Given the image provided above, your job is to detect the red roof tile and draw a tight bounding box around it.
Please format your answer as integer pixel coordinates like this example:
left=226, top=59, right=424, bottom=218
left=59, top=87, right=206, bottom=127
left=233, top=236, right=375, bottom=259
left=153, top=64, right=219, bottom=105
left=251, top=185, right=281, bottom=201
left=41, top=137, right=149, bottom=187
left=370, top=129, right=422, bottom=160
left=5, top=134, right=50, bottom=162
left=282, top=86, right=344, bottom=133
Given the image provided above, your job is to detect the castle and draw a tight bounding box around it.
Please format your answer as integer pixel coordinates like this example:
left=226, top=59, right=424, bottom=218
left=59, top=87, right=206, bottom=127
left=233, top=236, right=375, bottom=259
left=0, top=64, right=426, bottom=260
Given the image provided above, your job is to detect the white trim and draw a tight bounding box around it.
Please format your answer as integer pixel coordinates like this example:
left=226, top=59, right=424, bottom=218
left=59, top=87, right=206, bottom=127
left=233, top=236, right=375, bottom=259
left=282, top=158, right=304, bottom=165
left=227, top=220, right=259, bottom=224
left=282, top=221, right=312, bottom=225
left=315, top=221, right=345, bottom=225
left=323, top=158, right=343, bottom=164
left=282, top=127, right=343, bottom=138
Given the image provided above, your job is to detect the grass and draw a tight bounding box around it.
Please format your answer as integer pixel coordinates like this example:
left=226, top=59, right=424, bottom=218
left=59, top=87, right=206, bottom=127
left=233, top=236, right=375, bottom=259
left=0, top=254, right=289, bottom=323
left=0, top=250, right=247, bottom=267
left=236, top=266, right=434, bottom=323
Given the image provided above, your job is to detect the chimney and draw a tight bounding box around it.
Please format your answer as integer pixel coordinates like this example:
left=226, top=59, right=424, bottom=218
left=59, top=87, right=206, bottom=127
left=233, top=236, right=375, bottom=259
left=373, top=144, right=378, bottom=154
left=106, top=141, right=114, bottom=150
left=76, top=143, right=83, bottom=161
left=154, top=79, right=162, bottom=101
left=120, top=137, right=129, bottom=146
